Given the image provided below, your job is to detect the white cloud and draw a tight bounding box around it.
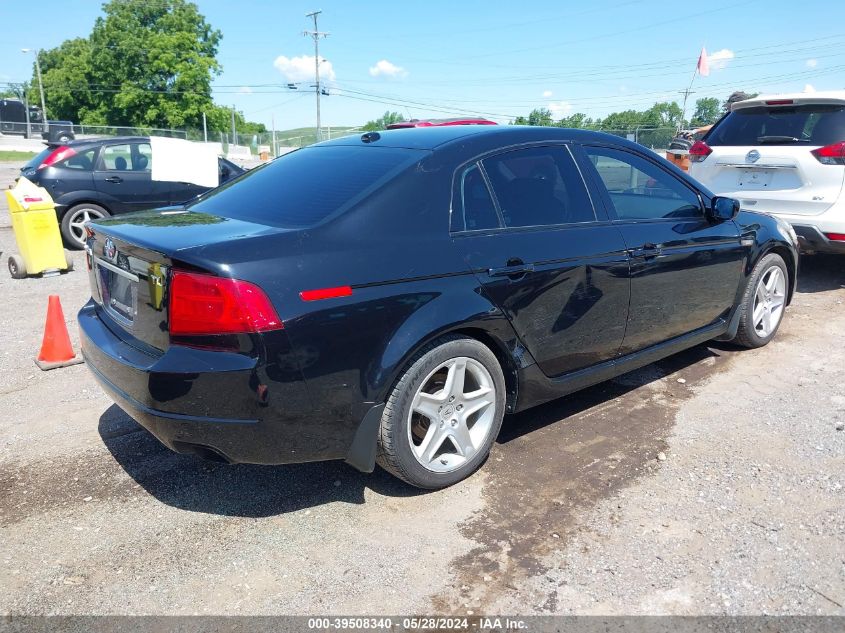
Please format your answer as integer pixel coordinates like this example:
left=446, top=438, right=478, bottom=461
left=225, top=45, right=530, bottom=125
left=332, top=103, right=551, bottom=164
left=548, top=101, right=573, bottom=118
left=273, top=55, right=336, bottom=83
left=806, top=58, right=818, bottom=68
left=542, top=90, right=553, bottom=98
left=804, top=83, right=816, bottom=93
left=238, top=86, right=253, bottom=94
left=708, top=48, right=735, bottom=70
left=368, top=59, right=407, bottom=79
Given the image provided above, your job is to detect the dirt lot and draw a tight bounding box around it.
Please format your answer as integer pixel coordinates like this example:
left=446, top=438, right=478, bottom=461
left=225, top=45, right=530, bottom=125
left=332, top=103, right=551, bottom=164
left=0, top=159, right=843, bottom=615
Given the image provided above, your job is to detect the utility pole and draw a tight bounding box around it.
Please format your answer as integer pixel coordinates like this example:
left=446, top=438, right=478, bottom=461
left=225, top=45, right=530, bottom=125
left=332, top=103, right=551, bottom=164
left=23, top=89, right=31, bottom=139
left=679, top=88, right=696, bottom=132
left=272, top=114, right=277, bottom=157
left=304, top=10, right=329, bottom=141
left=22, top=48, right=48, bottom=136
left=231, top=105, right=237, bottom=146
left=202, top=111, right=207, bottom=142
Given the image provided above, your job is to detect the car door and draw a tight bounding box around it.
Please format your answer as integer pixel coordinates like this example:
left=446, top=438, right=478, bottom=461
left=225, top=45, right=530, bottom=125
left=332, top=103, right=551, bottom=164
left=93, top=141, right=171, bottom=212
left=576, top=144, right=744, bottom=355
left=453, top=144, right=630, bottom=378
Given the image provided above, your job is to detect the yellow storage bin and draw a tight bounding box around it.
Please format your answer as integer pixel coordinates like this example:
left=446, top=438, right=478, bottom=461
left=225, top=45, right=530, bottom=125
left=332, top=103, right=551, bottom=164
left=5, top=178, right=72, bottom=278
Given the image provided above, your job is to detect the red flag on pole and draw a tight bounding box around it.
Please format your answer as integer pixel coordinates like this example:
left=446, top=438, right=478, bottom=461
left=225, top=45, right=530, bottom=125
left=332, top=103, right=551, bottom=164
left=697, top=47, right=710, bottom=77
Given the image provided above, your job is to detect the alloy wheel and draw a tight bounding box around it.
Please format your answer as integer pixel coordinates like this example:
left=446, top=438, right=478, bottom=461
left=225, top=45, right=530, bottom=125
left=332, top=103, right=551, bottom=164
left=752, top=265, right=786, bottom=338
left=68, top=207, right=106, bottom=245
left=407, top=356, right=497, bottom=473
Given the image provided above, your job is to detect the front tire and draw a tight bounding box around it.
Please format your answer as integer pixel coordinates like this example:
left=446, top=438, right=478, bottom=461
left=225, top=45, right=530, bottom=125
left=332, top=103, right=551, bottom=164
left=731, top=253, right=788, bottom=348
left=60, top=203, right=110, bottom=249
left=376, top=335, right=506, bottom=489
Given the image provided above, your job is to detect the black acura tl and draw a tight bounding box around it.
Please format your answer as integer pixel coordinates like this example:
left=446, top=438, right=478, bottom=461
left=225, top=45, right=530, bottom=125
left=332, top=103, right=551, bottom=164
left=79, top=126, right=798, bottom=489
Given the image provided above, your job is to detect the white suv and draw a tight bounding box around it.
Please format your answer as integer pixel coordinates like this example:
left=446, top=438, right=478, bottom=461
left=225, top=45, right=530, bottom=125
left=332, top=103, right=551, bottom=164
left=689, top=91, right=845, bottom=253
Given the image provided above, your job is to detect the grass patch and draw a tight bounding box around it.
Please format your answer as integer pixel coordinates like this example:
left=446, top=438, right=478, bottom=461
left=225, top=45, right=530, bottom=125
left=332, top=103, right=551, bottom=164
left=0, top=150, right=37, bottom=162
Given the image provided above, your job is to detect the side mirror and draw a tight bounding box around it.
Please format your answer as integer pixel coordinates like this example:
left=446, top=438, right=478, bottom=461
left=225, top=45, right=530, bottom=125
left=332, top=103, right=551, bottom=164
left=709, top=196, right=740, bottom=222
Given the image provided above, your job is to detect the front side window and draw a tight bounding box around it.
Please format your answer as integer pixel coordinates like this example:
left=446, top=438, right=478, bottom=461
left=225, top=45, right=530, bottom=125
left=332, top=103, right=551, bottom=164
left=481, top=146, right=595, bottom=228
left=584, top=146, right=701, bottom=220
left=134, top=143, right=152, bottom=171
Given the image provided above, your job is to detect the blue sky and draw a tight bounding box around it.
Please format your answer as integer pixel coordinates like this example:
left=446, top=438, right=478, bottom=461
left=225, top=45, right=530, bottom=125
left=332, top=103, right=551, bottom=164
left=2, top=0, right=844, bottom=133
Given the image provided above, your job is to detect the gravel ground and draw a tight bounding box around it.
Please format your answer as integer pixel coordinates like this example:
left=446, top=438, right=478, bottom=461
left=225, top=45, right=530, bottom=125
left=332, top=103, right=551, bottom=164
left=0, top=157, right=843, bottom=615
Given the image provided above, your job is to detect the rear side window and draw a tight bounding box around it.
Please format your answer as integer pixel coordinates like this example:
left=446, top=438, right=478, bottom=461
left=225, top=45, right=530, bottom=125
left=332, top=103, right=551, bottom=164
left=708, top=104, right=845, bottom=146
left=189, top=146, right=424, bottom=228
left=481, top=146, right=595, bottom=227
left=62, top=148, right=96, bottom=171
left=452, top=164, right=500, bottom=232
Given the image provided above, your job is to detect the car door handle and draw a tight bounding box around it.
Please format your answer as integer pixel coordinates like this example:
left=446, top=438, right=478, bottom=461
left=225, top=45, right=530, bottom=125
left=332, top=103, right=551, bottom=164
left=104, top=176, right=123, bottom=183
left=627, top=243, right=662, bottom=259
left=488, top=262, right=535, bottom=278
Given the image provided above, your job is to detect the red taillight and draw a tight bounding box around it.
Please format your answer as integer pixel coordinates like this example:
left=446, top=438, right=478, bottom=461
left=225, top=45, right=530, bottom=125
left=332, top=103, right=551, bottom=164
left=168, top=270, right=282, bottom=336
left=825, top=233, right=845, bottom=242
left=299, top=286, right=353, bottom=301
left=689, top=140, right=712, bottom=163
left=38, top=146, right=76, bottom=170
left=811, top=141, right=845, bottom=166
left=764, top=99, right=794, bottom=106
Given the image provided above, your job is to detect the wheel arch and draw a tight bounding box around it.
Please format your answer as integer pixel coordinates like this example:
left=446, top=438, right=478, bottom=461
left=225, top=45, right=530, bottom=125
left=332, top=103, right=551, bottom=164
left=55, top=195, right=114, bottom=219
left=766, top=244, right=796, bottom=305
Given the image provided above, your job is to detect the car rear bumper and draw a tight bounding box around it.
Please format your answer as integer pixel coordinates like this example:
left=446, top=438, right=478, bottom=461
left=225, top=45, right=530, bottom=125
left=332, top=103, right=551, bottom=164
left=790, top=225, right=845, bottom=254
left=78, top=300, right=355, bottom=466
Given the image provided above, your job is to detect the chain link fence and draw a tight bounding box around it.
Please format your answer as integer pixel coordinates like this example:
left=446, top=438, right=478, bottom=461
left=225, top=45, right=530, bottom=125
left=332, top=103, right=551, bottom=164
left=65, top=124, right=680, bottom=159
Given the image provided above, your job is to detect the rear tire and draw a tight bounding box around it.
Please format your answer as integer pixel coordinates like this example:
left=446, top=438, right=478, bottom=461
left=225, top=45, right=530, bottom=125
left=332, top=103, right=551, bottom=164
left=60, top=203, right=110, bottom=249
left=8, top=254, right=27, bottom=279
left=731, top=253, right=788, bottom=348
left=376, top=335, right=506, bottom=489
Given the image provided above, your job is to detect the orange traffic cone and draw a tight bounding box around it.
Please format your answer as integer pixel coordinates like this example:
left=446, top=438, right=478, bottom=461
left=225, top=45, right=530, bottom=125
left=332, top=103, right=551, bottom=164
left=35, top=295, right=84, bottom=371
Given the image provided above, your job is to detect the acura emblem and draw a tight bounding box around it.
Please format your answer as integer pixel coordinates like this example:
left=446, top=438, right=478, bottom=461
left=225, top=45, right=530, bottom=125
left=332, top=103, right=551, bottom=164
left=104, top=238, right=117, bottom=261
left=745, top=149, right=760, bottom=164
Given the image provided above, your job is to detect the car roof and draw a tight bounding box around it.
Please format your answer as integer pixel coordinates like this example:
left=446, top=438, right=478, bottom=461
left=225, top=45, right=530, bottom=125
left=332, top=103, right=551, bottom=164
left=316, top=125, right=633, bottom=152
left=731, top=90, right=845, bottom=111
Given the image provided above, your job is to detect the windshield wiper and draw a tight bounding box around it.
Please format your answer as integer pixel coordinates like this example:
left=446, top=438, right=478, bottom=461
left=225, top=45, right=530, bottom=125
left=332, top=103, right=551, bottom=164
left=757, top=135, right=810, bottom=144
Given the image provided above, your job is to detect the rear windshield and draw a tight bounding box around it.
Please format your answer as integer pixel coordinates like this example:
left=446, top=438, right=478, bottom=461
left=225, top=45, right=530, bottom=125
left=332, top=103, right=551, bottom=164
left=707, top=104, right=845, bottom=146
left=188, top=145, right=425, bottom=227
left=23, top=147, right=54, bottom=171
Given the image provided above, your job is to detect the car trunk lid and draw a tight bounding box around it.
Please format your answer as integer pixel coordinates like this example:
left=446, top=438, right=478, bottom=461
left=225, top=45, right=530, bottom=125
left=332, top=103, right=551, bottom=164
left=85, top=208, right=289, bottom=353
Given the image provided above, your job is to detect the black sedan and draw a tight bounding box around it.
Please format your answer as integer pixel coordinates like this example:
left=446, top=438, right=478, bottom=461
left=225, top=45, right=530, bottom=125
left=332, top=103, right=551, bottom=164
left=20, top=136, right=244, bottom=249
left=78, top=126, right=798, bottom=489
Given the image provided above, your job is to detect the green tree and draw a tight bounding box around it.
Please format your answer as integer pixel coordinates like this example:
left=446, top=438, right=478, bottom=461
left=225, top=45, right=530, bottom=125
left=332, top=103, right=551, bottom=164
left=690, top=97, right=721, bottom=127
left=362, top=111, right=405, bottom=131
left=37, top=38, right=94, bottom=122
left=513, top=108, right=554, bottom=126
left=643, top=101, right=684, bottom=129
left=556, top=112, right=596, bottom=129
left=35, top=0, right=222, bottom=129
left=598, top=109, right=644, bottom=131
left=0, top=82, right=28, bottom=100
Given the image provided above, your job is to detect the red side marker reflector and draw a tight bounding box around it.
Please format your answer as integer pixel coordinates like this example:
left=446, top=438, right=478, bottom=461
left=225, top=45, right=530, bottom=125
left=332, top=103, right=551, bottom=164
left=825, top=233, right=845, bottom=242
left=299, top=286, right=353, bottom=301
